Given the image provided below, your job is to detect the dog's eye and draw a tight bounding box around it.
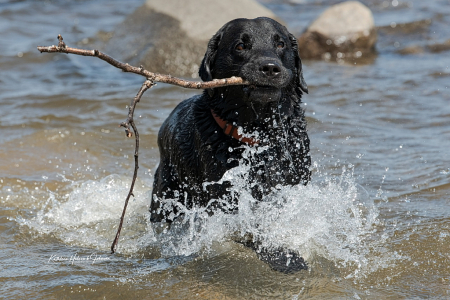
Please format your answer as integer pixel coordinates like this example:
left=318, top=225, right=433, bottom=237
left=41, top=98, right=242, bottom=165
left=235, top=43, right=245, bottom=51
left=277, top=41, right=285, bottom=49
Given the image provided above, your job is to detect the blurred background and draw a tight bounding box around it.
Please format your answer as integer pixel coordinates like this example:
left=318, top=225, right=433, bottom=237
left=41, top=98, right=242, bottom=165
left=1, top=0, right=449, bottom=299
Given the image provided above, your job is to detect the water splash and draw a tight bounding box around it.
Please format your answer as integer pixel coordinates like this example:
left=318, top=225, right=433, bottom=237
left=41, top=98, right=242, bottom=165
left=18, top=152, right=393, bottom=277
left=17, top=174, right=155, bottom=253
left=154, top=157, right=388, bottom=277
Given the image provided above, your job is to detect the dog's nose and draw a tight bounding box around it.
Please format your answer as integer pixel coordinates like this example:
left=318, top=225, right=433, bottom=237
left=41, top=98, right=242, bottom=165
left=260, top=61, right=281, bottom=77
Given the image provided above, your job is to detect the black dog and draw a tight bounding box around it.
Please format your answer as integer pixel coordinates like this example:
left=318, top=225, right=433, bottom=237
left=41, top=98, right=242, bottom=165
left=150, top=17, right=311, bottom=271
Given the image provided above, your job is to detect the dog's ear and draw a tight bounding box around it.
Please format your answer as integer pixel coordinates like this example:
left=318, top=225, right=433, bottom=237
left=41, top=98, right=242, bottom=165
left=199, top=29, right=224, bottom=97
left=289, top=33, right=308, bottom=95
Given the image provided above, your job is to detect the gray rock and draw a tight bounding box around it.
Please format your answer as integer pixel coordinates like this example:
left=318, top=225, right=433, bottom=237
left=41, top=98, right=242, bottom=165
left=144, top=0, right=277, bottom=42
left=298, top=1, right=377, bottom=62
left=100, top=0, right=277, bottom=78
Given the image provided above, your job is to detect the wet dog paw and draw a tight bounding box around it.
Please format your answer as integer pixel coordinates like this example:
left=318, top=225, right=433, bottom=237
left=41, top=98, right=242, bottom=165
left=255, top=247, right=308, bottom=273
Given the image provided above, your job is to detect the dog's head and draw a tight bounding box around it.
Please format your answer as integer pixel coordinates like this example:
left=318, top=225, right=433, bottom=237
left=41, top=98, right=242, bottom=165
left=199, top=17, right=308, bottom=107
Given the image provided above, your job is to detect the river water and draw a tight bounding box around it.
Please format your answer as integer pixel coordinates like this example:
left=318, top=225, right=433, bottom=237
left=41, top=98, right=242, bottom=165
left=1, top=0, right=449, bottom=299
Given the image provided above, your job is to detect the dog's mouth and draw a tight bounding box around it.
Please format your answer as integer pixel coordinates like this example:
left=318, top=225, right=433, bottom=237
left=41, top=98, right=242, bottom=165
left=242, top=84, right=282, bottom=103
left=244, top=84, right=280, bottom=92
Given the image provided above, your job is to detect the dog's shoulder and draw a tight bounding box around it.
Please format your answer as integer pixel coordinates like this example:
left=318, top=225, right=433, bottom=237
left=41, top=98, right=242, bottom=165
left=157, top=94, right=204, bottom=151
left=159, top=94, right=200, bottom=134
left=157, top=93, right=216, bottom=168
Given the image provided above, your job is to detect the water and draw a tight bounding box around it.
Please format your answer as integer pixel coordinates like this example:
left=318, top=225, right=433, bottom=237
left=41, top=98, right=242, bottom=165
left=1, top=0, right=449, bottom=298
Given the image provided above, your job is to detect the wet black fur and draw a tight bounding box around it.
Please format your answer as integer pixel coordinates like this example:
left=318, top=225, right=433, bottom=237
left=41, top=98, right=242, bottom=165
left=150, top=17, right=311, bottom=224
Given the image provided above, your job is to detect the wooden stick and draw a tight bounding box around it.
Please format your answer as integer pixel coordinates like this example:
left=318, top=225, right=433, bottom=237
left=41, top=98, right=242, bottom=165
left=37, top=35, right=249, bottom=89
left=110, top=80, right=154, bottom=254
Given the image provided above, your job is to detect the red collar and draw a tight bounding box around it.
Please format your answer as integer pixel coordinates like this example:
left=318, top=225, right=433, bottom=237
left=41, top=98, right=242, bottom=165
left=211, top=109, right=259, bottom=146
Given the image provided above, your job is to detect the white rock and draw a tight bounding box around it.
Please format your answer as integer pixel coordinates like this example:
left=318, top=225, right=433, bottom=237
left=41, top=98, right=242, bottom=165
left=298, top=1, right=377, bottom=60
left=145, top=0, right=277, bottom=41
left=308, top=1, right=374, bottom=37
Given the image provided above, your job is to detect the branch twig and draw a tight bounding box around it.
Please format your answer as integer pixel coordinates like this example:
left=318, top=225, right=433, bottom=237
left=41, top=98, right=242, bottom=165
left=110, top=80, right=154, bottom=254
left=37, top=35, right=249, bottom=89
left=37, top=34, right=248, bottom=254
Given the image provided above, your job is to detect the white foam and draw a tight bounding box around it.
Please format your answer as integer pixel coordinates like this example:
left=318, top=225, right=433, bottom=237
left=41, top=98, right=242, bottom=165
left=18, top=152, right=393, bottom=277
left=18, top=174, right=156, bottom=253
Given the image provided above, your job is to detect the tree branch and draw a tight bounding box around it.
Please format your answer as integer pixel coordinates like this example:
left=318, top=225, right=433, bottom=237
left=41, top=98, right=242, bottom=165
left=37, top=35, right=249, bottom=89
left=110, top=80, right=154, bottom=254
